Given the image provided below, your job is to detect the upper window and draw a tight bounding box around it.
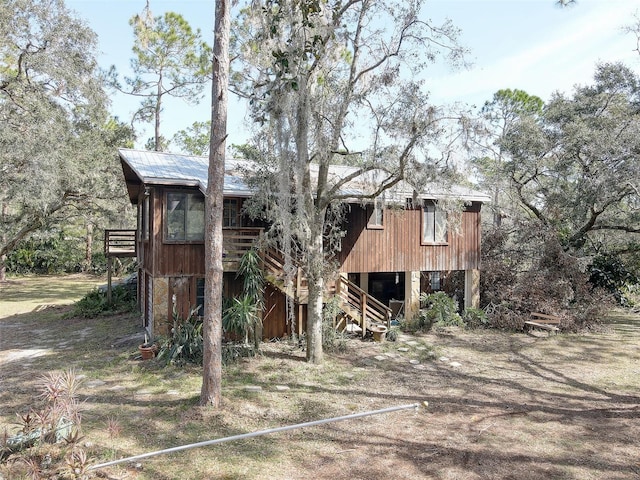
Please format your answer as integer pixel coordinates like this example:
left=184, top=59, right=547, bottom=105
left=422, top=201, right=447, bottom=244
left=366, top=199, right=384, bottom=229
left=166, top=191, right=205, bottom=242
left=223, top=198, right=239, bottom=228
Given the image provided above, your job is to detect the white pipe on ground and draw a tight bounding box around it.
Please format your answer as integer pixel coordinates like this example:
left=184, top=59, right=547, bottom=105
left=89, top=402, right=423, bottom=471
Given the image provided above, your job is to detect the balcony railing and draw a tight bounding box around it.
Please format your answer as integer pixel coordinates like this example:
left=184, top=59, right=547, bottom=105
left=104, top=229, right=136, bottom=257
left=222, top=228, right=263, bottom=265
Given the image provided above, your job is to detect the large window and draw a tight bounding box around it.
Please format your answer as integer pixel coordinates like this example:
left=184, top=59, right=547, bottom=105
left=166, top=192, right=205, bottom=242
left=422, top=201, right=447, bottom=244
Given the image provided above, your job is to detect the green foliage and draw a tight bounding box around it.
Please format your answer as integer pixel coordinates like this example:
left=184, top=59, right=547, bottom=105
left=235, top=247, right=265, bottom=349
left=7, top=234, right=82, bottom=274
left=419, top=292, right=465, bottom=328
left=1, top=0, right=132, bottom=269
left=462, top=307, right=490, bottom=329
left=223, top=296, right=260, bottom=343
left=157, top=306, right=203, bottom=366
left=588, top=254, right=638, bottom=305
left=70, top=285, right=136, bottom=318
left=172, top=121, right=211, bottom=155
left=109, top=5, right=212, bottom=150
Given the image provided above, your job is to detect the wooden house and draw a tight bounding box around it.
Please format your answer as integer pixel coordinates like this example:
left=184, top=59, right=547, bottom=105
left=112, top=148, right=489, bottom=338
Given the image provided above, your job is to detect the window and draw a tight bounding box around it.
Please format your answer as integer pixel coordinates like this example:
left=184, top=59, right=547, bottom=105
left=196, top=278, right=205, bottom=317
left=367, top=199, right=384, bottom=229
left=166, top=192, right=205, bottom=241
left=142, top=196, right=150, bottom=241
left=223, top=198, right=239, bottom=228
left=429, top=271, right=441, bottom=291
left=422, top=201, right=447, bottom=244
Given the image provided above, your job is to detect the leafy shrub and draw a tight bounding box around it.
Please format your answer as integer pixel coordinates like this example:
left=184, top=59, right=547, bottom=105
left=69, top=285, right=136, bottom=318
left=420, top=292, right=465, bottom=328
left=222, top=296, right=260, bottom=344
left=588, top=254, right=638, bottom=306
left=157, top=306, right=203, bottom=366
left=462, top=307, right=489, bottom=329
left=7, top=234, right=84, bottom=274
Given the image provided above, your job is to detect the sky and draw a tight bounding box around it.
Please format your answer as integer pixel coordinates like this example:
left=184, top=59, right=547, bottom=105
left=66, top=0, right=640, bottom=150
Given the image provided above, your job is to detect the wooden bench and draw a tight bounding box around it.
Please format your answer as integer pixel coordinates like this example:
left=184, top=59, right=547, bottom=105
left=524, top=312, right=561, bottom=334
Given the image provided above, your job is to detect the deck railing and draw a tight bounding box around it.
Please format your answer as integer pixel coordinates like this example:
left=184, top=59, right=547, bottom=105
left=335, top=275, right=392, bottom=336
left=222, top=228, right=263, bottom=265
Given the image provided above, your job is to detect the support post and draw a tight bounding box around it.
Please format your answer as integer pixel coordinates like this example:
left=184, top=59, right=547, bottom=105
left=107, top=257, right=113, bottom=305
left=404, top=271, right=421, bottom=321
left=464, top=269, right=480, bottom=309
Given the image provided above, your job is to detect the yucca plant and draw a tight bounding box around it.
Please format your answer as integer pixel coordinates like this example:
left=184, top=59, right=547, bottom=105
left=235, top=247, right=265, bottom=349
left=222, top=295, right=260, bottom=345
left=157, top=304, right=203, bottom=365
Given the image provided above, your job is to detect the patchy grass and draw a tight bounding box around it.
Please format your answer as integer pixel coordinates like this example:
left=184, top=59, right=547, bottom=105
left=0, top=273, right=106, bottom=317
left=1, top=276, right=640, bottom=479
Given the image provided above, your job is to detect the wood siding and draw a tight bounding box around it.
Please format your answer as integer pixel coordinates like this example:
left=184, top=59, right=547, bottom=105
left=337, top=202, right=482, bottom=273
left=263, top=285, right=305, bottom=339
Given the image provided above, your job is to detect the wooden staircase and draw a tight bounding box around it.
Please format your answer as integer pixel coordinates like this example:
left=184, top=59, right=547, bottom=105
left=261, top=247, right=391, bottom=337
left=333, top=275, right=391, bottom=337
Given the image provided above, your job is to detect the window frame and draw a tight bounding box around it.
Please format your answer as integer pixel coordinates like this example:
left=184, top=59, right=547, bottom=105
left=366, top=199, right=384, bottom=230
left=164, top=190, right=205, bottom=243
left=223, top=198, right=241, bottom=228
left=195, top=277, right=205, bottom=317
left=142, top=195, right=150, bottom=241
left=421, top=200, right=448, bottom=245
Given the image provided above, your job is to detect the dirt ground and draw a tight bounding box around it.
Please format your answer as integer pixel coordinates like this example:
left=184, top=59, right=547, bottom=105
left=1, top=278, right=639, bottom=479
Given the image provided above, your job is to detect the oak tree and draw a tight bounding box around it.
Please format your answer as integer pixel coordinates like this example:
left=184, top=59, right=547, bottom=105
left=0, top=0, right=126, bottom=280
left=233, top=0, right=466, bottom=363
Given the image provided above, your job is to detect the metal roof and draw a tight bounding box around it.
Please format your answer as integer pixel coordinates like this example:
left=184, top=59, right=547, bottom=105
left=118, top=148, right=490, bottom=203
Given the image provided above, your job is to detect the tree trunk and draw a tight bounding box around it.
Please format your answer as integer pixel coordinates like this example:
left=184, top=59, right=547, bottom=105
left=1, top=203, right=8, bottom=282
left=84, top=221, right=93, bottom=271
left=155, top=79, right=162, bottom=151
left=305, top=209, right=326, bottom=364
left=0, top=252, right=5, bottom=283
left=306, top=276, right=324, bottom=364
left=201, top=0, right=230, bottom=408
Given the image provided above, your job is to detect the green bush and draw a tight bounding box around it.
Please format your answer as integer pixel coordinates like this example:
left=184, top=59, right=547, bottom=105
left=419, top=292, right=465, bottom=328
left=69, top=285, right=136, bottom=318
left=462, top=307, right=489, bottom=329
left=222, top=296, right=260, bottom=344
left=7, top=234, right=84, bottom=274
left=588, top=254, right=638, bottom=306
left=157, top=305, right=203, bottom=366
